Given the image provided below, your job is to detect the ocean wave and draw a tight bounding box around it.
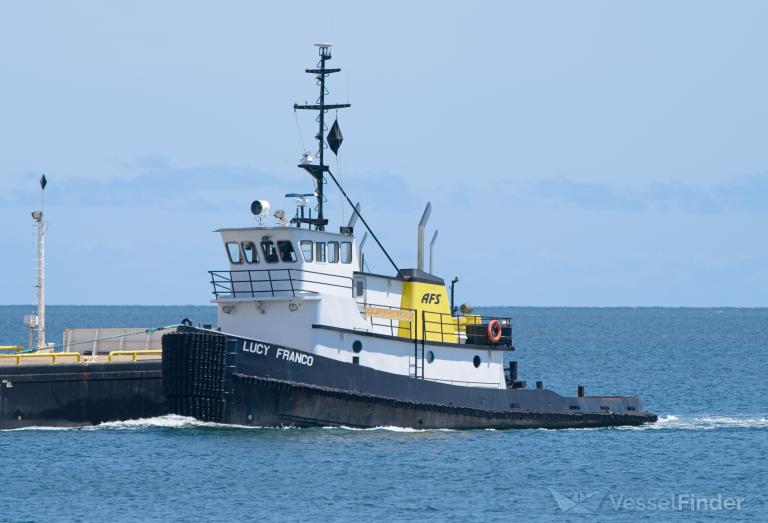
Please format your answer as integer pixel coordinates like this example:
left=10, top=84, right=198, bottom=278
left=2, top=425, right=76, bottom=432
left=324, top=425, right=456, bottom=433
left=89, top=414, right=225, bottom=430
left=616, top=414, right=768, bottom=431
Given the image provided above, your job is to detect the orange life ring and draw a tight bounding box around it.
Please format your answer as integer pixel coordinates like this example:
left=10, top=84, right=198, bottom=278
left=487, top=320, right=502, bottom=344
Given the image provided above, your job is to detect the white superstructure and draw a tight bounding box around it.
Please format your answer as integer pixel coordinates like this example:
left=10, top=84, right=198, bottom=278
left=208, top=43, right=513, bottom=389
left=211, top=223, right=511, bottom=389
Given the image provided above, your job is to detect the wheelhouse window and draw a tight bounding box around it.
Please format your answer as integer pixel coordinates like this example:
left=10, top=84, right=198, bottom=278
left=242, top=241, right=259, bottom=264
left=327, top=241, right=339, bottom=263
left=315, top=242, right=326, bottom=262
left=340, top=242, right=352, bottom=264
left=260, top=240, right=279, bottom=263
left=277, top=241, right=297, bottom=263
left=225, top=242, right=242, bottom=264
left=300, top=240, right=313, bottom=262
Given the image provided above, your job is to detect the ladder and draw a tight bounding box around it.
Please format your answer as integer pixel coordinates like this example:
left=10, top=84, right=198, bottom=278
left=409, top=313, right=425, bottom=379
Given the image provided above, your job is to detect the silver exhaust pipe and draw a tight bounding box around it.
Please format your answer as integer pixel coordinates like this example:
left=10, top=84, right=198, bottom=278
left=417, top=202, right=432, bottom=272
left=348, top=202, right=361, bottom=229
left=359, top=232, right=369, bottom=271
left=429, top=230, right=439, bottom=274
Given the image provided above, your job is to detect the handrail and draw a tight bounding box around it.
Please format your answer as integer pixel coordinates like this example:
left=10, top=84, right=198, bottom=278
left=421, top=311, right=512, bottom=346
left=108, top=350, right=162, bottom=362
left=0, top=345, right=23, bottom=353
left=214, top=267, right=353, bottom=281
left=210, top=268, right=353, bottom=299
left=0, top=352, right=81, bottom=365
left=13, top=323, right=183, bottom=356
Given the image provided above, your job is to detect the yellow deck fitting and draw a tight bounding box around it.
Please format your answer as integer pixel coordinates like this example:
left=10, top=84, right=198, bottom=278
left=0, top=352, right=81, bottom=365
left=107, top=350, right=162, bottom=362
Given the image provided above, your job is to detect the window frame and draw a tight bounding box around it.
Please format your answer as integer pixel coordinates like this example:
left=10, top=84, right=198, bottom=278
left=340, top=241, right=352, bottom=264
left=225, top=241, right=243, bottom=264
left=260, top=240, right=280, bottom=264
left=315, top=241, right=327, bottom=263
left=327, top=241, right=340, bottom=263
left=241, top=241, right=260, bottom=264
left=277, top=240, right=298, bottom=263
left=299, top=240, right=313, bottom=262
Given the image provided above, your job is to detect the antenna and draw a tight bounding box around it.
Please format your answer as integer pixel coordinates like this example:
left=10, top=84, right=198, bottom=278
left=294, top=46, right=400, bottom=276
left=294, top=44, right=351, bottom=231
left=286, top=193, right=314, bottom=228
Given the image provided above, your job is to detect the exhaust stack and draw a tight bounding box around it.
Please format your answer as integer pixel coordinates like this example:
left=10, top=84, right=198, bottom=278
left=359, top=232, right=369, bottom=271
left=347, top=202, right=361, bottom=229
left=417, top=202, right=432, bottom=272
left=429, top=230, right=439, bottom=274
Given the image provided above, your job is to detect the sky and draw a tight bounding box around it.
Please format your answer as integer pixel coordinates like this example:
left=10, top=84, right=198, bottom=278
left=1, top=1, right=767, bottom=306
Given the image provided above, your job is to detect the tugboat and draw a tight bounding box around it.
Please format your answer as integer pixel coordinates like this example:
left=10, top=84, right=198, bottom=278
left=161, top=44, right=657, bottom=429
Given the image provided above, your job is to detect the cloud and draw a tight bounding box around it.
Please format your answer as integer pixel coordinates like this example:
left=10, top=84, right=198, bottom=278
left=643, top=181, right=721, bottom=213
left=714, top=174, right=768, bottom=213
left=499, top=174, right=768, bottom=214
left=527, top=177, right=646, bottom=212
left=2, top=157, right=284, bottom=211
left=645, top=175, right=768, bottom=214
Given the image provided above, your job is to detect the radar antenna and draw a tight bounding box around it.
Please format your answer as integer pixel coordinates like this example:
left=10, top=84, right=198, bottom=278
left=294, top=43, right=350, bottom=231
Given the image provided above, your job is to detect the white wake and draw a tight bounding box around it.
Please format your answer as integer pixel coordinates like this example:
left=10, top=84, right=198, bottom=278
left=4, top=414, right=766, bottom=432
left=596, top=414, right=768, bottom=432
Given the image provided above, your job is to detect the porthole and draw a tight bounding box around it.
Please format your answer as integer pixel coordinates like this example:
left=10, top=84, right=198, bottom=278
left=352, top=340, right=363, bottom=353
left=426, top=351, right=435, bottom=363
left=473, top=355, right=481, bottom=368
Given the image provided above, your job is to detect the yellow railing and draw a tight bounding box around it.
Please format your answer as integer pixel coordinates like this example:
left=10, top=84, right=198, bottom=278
left=421, top=312, right=482, bottom=342
left=107, top=350, right=162, bottom=362
left=0, top=352, right=81, bottom=365
left=0, top=346, right=24, bottom=352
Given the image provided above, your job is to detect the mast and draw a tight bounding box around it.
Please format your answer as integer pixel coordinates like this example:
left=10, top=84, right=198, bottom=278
left=294, top=43, right=350, bottom=231
left=32, top=175, right=48, bottom=350
left=293, top=45, right=401, bottom=276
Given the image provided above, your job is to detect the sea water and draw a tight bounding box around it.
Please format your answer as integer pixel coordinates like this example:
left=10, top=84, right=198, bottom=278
left=1, top=306, right=766, bottom=521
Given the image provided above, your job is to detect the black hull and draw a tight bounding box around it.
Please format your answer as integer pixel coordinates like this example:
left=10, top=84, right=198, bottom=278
left=162, top=329, right=657, bottom=429
left=231, top=375, right=654, bottom=429
left=0, top=361, right=166, bottom=429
